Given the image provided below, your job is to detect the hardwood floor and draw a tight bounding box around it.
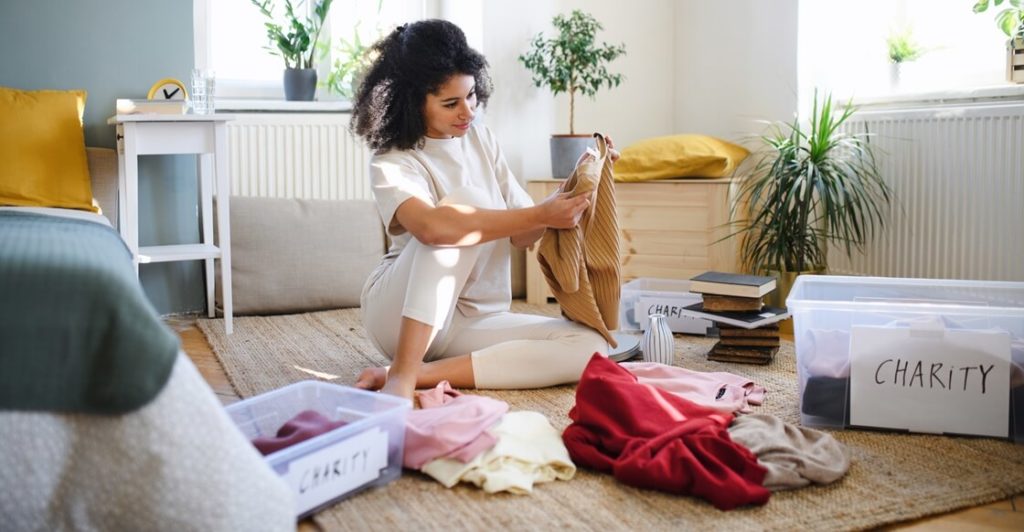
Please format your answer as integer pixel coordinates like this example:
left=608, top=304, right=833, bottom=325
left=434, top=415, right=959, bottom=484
left=177, top=321, right=1023, bottom=530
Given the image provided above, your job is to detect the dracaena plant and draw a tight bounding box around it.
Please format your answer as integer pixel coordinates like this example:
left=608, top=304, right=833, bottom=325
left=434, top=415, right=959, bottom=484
left=251, top=0, right=334, bottom=69
left=728, top=91, right=894, bottom=273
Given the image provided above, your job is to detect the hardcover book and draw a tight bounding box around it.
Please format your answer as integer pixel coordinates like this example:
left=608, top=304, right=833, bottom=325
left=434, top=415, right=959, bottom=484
left=689, top=271, right=777, bottom=298
left=679, top=302, right=790, bottom=329
left=701, top=294, right=764, bottom=312
left=116, top=98, right=188, bottom=115
left=717, top=336, right=781, bottom=347
left=707, top=342, right=778, bottom=365
left=717, top=324, right=780, bottom=338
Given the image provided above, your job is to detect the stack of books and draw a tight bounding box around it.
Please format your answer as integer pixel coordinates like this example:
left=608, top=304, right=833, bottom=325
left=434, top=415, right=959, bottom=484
left=710, top=324, right=780, bottom=364
left=679, top=271, right=790, bottom=365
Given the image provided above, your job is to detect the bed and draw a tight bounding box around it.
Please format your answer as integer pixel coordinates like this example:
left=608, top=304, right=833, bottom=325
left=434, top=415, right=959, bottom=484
left=0, top=145, right=294, bottom=530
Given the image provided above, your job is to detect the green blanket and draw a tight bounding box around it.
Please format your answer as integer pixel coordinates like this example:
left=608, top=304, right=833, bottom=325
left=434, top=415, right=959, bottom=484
left=0, top=211, right=179, bottom=414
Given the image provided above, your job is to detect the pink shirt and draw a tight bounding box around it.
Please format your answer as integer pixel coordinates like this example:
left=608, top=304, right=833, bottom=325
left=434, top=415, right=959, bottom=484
left=403, top=381, right=508, bottom=469
left=620, top=362, right=766, bottom=414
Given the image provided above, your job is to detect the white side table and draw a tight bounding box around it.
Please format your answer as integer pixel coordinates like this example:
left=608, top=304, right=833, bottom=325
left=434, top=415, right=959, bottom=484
left=107, top=114, right=235, bottom=334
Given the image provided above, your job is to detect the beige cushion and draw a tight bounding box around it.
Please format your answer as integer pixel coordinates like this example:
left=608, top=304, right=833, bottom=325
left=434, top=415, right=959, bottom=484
left=219, top=196, right=385, bottom=315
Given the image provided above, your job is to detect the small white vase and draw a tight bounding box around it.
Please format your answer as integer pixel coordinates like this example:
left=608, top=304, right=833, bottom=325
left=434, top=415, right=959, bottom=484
left=642, top=313, right=675, bottom=366
left=889, top=62, right=902, bottom=90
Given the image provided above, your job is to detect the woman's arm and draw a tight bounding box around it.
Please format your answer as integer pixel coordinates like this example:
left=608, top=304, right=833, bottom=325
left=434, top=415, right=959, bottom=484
left=395, top=191, right=589, bottom=247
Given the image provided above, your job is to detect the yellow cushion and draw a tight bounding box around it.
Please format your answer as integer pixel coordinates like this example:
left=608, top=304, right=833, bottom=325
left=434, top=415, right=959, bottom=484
left=613, top=134, right=750, bottom=181
left=0, top=87, right=97, bottom=212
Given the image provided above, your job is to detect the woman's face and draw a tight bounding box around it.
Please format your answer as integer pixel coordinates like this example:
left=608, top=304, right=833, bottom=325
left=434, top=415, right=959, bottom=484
left=423, top=74, right=477, bottom=139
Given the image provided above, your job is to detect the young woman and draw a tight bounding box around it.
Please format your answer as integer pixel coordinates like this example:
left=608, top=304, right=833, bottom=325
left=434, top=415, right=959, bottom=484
left=350, top=19, right=617, bottom=399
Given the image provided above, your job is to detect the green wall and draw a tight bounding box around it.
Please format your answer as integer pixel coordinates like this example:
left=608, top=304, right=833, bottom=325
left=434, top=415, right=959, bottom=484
left=0, top=0, right=205, bottom=315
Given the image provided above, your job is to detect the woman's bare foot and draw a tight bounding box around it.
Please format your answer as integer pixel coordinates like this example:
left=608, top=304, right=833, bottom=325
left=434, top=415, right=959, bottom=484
left=354, top=367, right=387, bottom=390
left=380, top=378, right=415, bottom=401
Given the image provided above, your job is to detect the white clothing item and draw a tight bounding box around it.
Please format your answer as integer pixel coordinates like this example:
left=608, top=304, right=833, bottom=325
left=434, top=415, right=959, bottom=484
left=362, top=186, right=609, bottom=389
left=367, top=123, right=534, bottom=317
left=455, top=311, right=609, bottom=389
left=800, top=329, right=851, bottom=379
left=421, top=411, right=576, bottom=494
left=362, top=181, right=606, bottom=388
left=0, top=353, right=294, bottom=532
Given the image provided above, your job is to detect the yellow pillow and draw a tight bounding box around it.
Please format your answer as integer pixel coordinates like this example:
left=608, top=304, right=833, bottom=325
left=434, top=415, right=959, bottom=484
left=613, top=134, right=750, bottom=181
left=0, top=87, right=97, bottom=212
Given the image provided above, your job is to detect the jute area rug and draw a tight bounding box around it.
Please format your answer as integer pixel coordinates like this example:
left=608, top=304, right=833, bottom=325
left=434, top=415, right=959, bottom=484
left=199, top=302, right=1024, bottom=531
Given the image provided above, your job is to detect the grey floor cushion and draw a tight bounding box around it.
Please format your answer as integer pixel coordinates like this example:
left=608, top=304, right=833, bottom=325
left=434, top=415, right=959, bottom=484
left=219, top=196, right=385, bottom=315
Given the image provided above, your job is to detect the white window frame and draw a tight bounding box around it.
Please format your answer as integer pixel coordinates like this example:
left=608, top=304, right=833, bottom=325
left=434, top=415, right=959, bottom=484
left=797, top=0, right=1024, bottom=112
left=193, top=0, right=450, bottom=109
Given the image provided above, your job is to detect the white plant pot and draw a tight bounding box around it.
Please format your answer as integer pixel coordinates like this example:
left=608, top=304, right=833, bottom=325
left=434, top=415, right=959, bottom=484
left=889, top=63, right=902, bottom=90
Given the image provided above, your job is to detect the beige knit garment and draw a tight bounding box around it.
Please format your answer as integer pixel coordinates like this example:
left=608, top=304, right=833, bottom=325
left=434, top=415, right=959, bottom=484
left=537, top=134, right=621, bottom=348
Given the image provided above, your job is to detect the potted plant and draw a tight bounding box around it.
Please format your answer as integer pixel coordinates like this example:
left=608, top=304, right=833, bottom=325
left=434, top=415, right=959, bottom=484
left=727, top=91, right=894, bottom=308
left=323, top=28, right=376, bottom=99
left=886, top=27, right=926, bottom=89
left=973, top=0, right=1024, bottom=83
left=519, top=10, right=626, bottom=178
left=250, top=0, right=335, bottom=101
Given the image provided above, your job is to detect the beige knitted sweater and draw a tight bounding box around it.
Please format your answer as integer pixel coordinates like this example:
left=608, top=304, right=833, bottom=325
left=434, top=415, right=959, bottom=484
left=537, top=134, right=621, bottom=347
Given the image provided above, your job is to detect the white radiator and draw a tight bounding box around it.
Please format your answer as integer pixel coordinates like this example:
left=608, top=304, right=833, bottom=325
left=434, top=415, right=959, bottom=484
left=829, top=102, right=1024, bottom=282
left=226, top=113, right=373, bottom=200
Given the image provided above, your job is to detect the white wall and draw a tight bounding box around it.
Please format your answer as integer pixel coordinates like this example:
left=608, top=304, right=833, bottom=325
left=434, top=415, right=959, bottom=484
left=477, top=0, right=799, bottom=178
left=481, top=0, right=558, bottom=181
left=674, top=0, right=799, bottom=145
left=555, top=0, right=676, bottom=147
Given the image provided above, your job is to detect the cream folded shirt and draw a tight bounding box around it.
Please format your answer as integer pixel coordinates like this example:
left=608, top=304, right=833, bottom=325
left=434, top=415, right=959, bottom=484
left=421, top=411, right=576, bottom=494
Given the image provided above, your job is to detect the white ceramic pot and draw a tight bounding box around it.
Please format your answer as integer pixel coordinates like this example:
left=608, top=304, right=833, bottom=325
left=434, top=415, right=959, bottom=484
left=641, top=313, right=675, bottom=366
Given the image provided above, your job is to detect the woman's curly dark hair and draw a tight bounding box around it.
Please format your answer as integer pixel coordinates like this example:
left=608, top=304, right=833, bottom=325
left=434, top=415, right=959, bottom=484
left=350, top=19, right=492, bottom=152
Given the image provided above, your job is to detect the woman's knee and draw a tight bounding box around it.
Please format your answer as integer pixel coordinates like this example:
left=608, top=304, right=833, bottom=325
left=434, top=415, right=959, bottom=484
left=563, top=322, right=610, bottom=356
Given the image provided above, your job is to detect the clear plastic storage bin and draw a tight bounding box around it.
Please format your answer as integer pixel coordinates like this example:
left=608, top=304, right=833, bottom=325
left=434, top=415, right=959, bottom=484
left=788, top=275, right=1024, bottom=443
left=619, top=278, right=710, bottom=335
left=226, top=381, right=411, bottom=517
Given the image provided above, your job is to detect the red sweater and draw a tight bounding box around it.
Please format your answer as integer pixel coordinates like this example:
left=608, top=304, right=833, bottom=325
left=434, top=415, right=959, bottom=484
left=563, top=354, right=770, bottom=510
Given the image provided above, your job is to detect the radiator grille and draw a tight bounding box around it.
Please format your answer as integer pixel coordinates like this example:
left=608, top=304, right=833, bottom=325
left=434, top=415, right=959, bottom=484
left=829, top=103, right=1024, bottom=281
left=226, top=113, right=373, bottom=200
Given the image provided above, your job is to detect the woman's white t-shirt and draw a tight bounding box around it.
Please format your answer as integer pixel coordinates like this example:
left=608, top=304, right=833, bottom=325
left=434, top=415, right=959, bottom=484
left=365, top=123, right=534, bottom=316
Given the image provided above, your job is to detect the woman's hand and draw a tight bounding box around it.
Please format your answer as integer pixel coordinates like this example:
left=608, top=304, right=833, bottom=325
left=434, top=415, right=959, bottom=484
left=573, top=134, right=621, bottom=168
left=539, top=190, right=590, bottom=229
left=605, top=135, right=621, bottom=163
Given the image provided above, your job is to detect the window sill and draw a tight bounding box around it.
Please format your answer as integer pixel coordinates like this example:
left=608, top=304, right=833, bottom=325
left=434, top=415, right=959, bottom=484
left=853, top=84, right=1024, bottom=111
left=216, top=99, right=353, bottom=113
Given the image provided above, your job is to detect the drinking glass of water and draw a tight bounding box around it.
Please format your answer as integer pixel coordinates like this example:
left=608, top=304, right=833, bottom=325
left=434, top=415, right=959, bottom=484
left=190, top=69, right=216, bottom=115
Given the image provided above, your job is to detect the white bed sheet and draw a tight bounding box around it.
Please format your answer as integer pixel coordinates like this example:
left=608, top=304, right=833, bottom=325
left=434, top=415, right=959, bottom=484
left=0, top=206, right=113, bottom=227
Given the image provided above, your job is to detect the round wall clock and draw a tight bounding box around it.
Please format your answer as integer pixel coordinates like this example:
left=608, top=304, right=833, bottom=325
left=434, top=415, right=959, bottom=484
left=147, top=78, right=188, bottom=100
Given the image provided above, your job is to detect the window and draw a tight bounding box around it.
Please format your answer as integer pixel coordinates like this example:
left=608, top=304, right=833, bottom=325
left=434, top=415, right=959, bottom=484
left=194, top=0, right=428, bottom=101
left=798, top=0, right=1011, bottom=107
